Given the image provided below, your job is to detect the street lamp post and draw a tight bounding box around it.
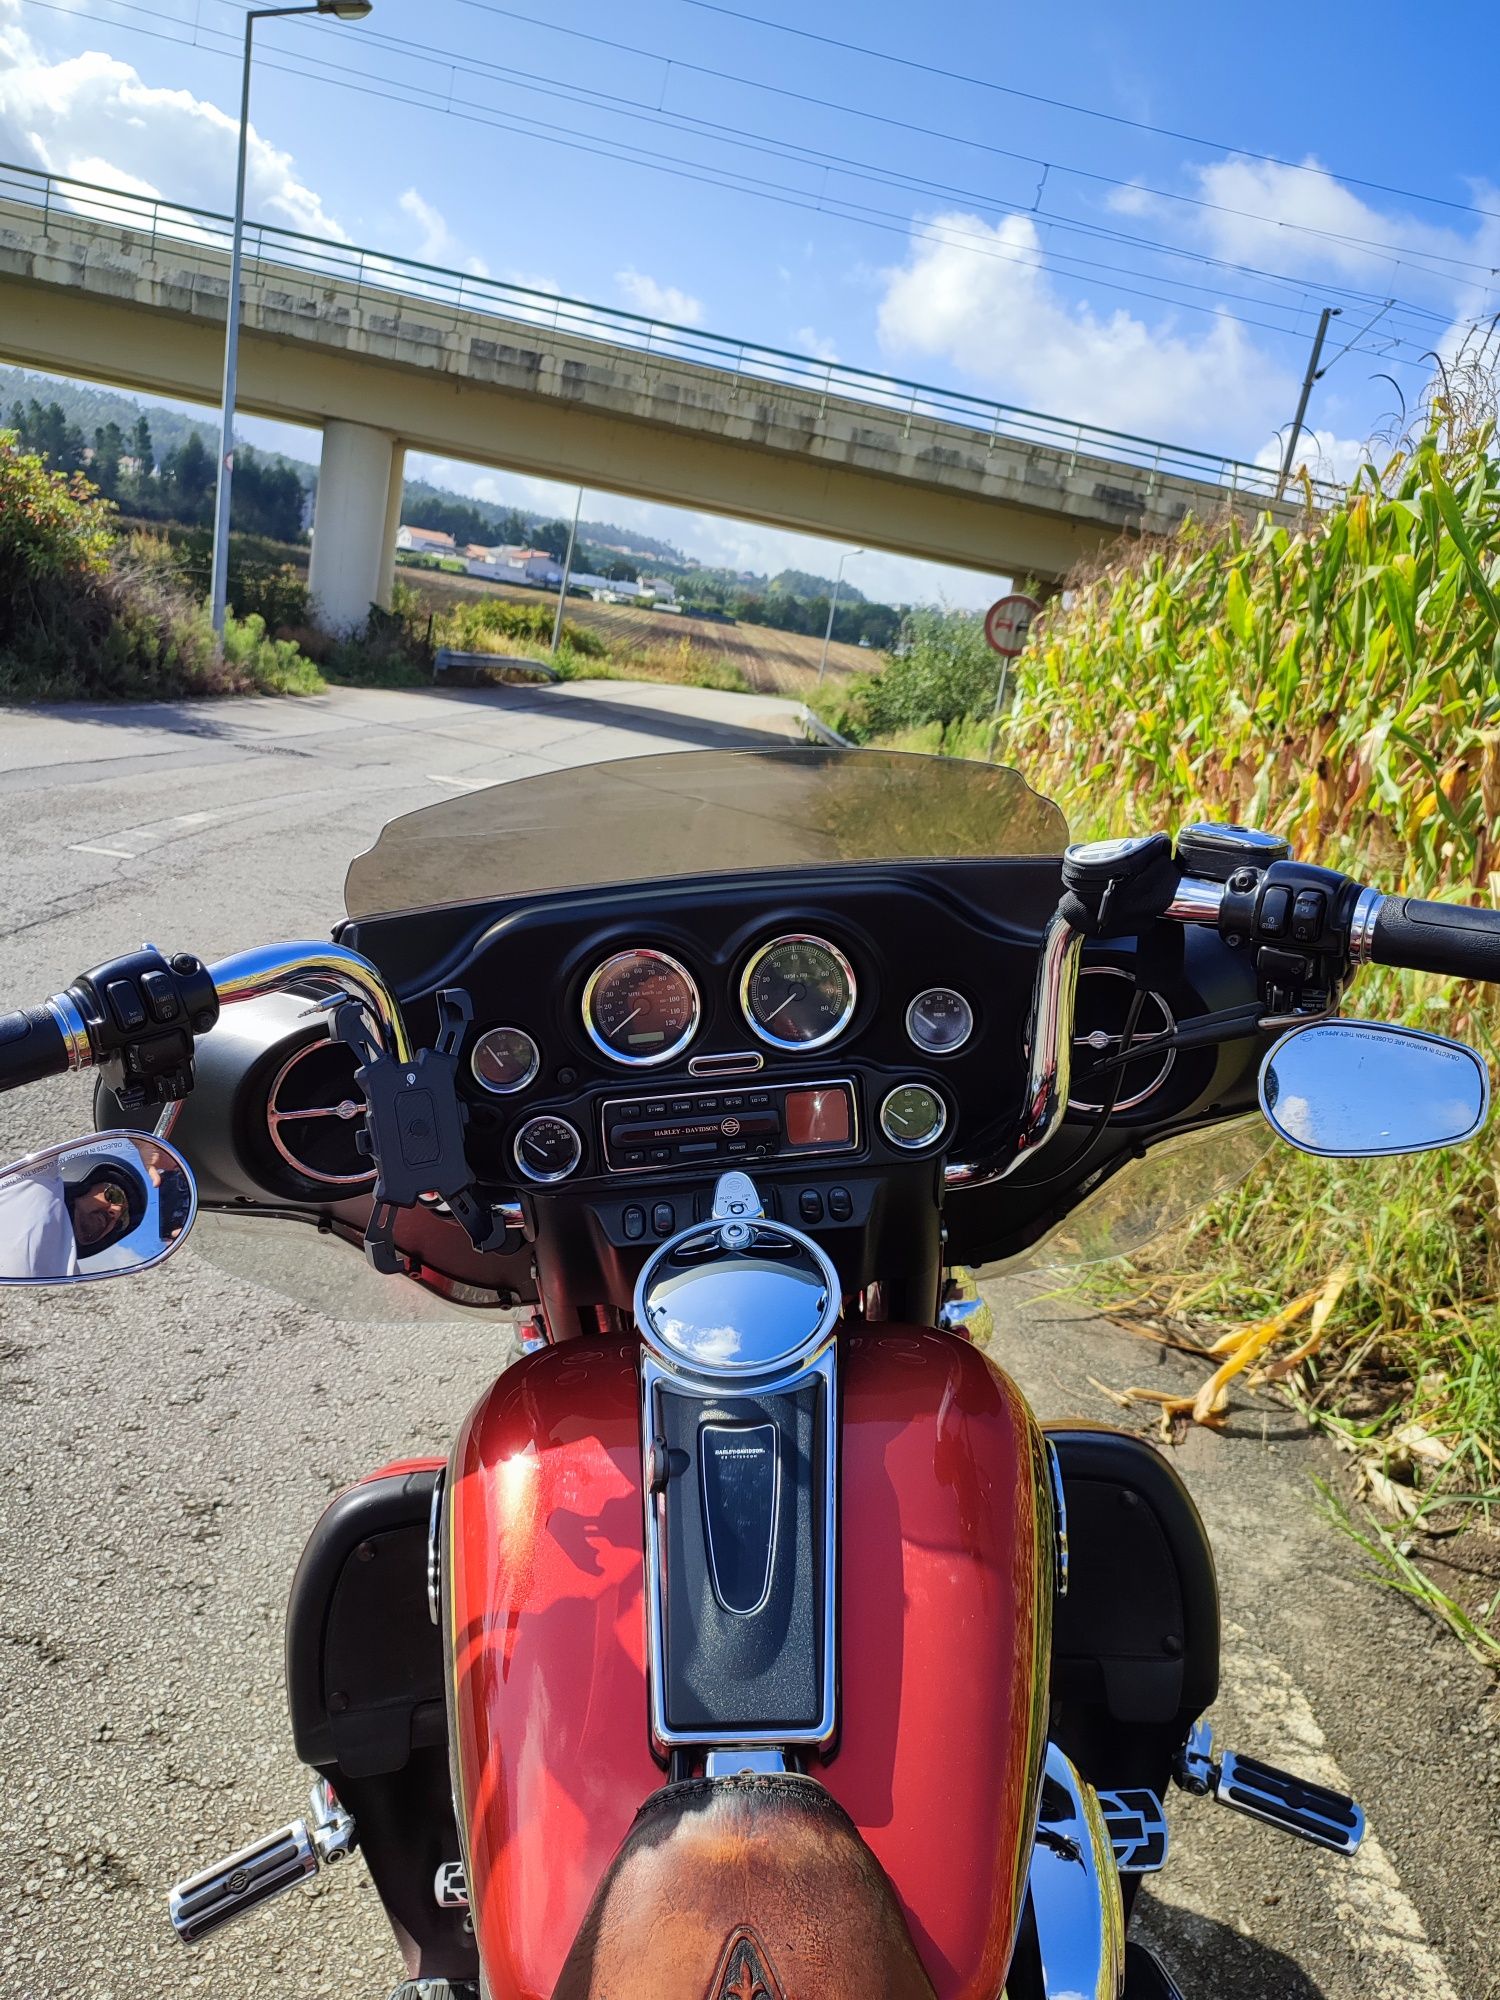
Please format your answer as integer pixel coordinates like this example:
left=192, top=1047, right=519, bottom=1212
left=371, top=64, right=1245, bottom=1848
left=209, top=0, right=373, bottom=639
left=817, top=547, right=864, bottom=682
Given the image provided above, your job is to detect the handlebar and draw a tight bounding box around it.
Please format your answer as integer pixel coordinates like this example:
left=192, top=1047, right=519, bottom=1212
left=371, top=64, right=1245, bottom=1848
left=0, top=941, right=409, bottom=1111
left=0, top=1003, right=73, bottom=1091
left=1368, top=895, right=1500, bottom=984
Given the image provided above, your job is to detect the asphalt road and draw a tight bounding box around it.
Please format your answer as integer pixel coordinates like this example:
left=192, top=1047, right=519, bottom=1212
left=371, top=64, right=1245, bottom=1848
left=0, top=683, right=1495, bottom=2000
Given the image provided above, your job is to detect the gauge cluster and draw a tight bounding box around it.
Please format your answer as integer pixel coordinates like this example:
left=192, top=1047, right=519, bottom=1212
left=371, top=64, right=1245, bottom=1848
left=449, top=919, right=984, bottom=1188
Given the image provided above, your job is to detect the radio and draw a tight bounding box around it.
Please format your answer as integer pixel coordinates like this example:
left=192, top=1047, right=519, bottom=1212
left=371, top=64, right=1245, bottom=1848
left=601, top=1078, right=859, bottom=1174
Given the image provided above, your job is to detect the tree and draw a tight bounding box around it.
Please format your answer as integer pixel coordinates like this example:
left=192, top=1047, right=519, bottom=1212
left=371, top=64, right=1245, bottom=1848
left=130, top=412, right=154, bottom=476
left=604, top=558, right=638, bottom=582
left=162, top=431, right=215, bottom=520
left=92, top=421, right=126, bottom=498
left=231, top=447, right=307, bottom=542
left=533, top=517, right=573, bottom=561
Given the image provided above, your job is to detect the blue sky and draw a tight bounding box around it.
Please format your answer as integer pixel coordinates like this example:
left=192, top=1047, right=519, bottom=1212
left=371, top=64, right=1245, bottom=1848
left=3, top=0, right=1497, bottom=605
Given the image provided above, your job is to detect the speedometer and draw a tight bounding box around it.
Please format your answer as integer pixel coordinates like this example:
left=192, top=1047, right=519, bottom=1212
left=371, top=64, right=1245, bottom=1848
left=741, top=934, right=857, bottom=1050
left=583, top=949, right=700, bottom=1066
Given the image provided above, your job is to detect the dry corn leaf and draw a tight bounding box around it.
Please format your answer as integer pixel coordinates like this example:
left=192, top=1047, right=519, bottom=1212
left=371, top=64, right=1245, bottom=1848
left=1365, top=1465, right=1421, bottom=1520
left=1391, top=1421, right=1455, bottom=1469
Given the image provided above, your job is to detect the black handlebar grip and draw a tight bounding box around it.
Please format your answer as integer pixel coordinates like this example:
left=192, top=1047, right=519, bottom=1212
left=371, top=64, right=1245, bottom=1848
left=1371, top=896, right=1500, bottom=984
left=0, top=1005, right=70, bottom=1091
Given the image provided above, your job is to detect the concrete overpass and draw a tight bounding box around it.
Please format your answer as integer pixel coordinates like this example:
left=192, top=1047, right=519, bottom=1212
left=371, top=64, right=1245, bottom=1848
left=0, top=162, right=1307, bottom=630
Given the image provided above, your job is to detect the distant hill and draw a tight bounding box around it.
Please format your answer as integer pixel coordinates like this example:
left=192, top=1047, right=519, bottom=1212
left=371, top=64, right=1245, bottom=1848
left=0, top=366, right=897, bottom=616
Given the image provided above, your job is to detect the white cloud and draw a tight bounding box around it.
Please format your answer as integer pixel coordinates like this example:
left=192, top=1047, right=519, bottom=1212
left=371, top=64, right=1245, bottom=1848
left=0, top=3, right=346, bottom=240
left=795, top=326, right=840, bottom=364
left=1254, top=427, right=1372, bottom=486
left=615, top=269, right=705, bottom=326
left=876, top=210, right=1294, bottom=447
left=398, top=188, right=489, bottom=278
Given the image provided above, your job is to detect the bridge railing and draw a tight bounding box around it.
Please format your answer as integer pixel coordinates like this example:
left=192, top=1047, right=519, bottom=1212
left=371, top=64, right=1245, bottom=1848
left=0, top=159, right=1336, bottom=507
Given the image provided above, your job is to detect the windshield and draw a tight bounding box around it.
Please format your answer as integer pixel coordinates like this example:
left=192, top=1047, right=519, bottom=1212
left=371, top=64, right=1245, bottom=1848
left=344, top=748, right=1067, bottom=918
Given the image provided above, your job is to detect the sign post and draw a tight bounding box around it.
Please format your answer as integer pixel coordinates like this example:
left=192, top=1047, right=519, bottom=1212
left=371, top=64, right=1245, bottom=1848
left=983, top=592, right=1040, bottom=731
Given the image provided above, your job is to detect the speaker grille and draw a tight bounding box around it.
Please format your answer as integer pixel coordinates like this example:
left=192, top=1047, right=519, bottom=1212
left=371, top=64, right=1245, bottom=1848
left=266, top=1039, right=372, bottom=1187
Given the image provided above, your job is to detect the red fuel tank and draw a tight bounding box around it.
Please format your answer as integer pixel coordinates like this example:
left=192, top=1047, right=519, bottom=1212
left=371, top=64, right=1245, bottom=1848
left=446, top=1328, right=1050, bottom=2000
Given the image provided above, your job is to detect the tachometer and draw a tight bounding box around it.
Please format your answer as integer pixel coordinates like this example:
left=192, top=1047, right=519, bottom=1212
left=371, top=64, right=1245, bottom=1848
left=741, top=934, right=857, bottom=1050
left=583, top=949, right=700, bottom=1066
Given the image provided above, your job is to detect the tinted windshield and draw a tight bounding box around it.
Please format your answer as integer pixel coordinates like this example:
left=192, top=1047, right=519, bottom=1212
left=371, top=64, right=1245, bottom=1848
left=345, top=748, right=1067, bottom=918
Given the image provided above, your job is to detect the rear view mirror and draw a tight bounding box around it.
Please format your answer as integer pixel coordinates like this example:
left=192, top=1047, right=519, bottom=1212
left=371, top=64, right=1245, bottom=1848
left=0, top=1133, right=197, bottom=1285
left=1259, top=1021, right=1490, bottom=1159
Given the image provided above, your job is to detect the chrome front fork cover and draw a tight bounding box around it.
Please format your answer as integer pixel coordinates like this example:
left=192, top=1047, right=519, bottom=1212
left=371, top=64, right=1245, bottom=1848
left=1027, top=1741, right=1127, bottom=2000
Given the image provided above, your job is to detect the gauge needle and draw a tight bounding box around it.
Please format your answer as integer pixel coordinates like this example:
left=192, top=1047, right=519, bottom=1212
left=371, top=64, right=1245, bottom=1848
left=764, top=987, right=803, bottom=1022
left=614, top=1004, right=645, bottom=1031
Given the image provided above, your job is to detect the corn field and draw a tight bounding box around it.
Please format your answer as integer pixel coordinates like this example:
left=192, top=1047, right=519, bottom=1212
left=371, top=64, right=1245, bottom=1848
left=1004, top=427, right=1500, bottom=918
left=995, top=422, right=1500, bottom=1596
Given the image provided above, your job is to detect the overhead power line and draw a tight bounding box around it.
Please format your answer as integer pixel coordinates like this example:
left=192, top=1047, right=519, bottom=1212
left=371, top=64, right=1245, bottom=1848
left=677, top=0, right=1500, bottom=227
left=21, top=0, right=1476, bottom=380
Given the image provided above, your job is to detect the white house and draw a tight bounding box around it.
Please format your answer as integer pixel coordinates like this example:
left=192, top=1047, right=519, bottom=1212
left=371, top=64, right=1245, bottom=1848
left=396, top=524, right=457, bottom=555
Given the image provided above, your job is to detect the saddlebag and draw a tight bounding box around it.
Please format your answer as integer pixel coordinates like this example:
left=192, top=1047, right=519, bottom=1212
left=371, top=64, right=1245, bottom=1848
left=1044, top=1424, right=1220, bottom=1797
left=285, top=1462, right=476, bottom=1985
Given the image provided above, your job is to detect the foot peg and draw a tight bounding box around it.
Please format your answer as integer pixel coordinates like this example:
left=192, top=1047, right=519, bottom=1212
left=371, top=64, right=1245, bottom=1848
left=1175, top=1721, right=1364, bottom=1856
left=1096, top=1786, right=1168, bottom=1872
left=169, top=1781, right=359, bottom=1944
left=434, top=1859, right=469, bottom=1908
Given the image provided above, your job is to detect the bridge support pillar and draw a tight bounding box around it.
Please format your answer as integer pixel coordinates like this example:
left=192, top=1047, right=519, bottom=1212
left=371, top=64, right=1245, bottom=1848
left=308, top=421, right=404, bottom=634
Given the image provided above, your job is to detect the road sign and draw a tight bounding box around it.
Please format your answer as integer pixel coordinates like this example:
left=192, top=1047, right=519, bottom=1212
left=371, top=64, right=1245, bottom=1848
left=984, top=593, right=1040, bottom=657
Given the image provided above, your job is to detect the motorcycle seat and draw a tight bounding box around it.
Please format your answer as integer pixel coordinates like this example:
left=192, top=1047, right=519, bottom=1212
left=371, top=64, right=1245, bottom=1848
left=552, top=1772, right=937, bottom=2000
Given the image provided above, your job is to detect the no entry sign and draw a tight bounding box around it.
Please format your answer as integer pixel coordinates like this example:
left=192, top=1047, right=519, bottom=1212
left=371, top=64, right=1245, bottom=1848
left=984, top=593, right=1040, bottom=657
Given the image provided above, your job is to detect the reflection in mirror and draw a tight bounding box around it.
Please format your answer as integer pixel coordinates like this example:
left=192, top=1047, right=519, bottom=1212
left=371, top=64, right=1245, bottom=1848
left=0, top=1133, right=197, bottom=1285
left=1260, top=1021, right=1490, bottom=1159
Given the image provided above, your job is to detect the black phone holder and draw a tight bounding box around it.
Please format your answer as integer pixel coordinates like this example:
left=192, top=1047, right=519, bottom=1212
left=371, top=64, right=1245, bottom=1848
left=333, top=988, right=516, bottom=1274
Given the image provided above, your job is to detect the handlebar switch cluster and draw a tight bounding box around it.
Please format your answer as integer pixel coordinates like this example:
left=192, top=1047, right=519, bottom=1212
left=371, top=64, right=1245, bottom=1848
left=64, top=948, right=220, bottom=1110
left=1217, top=859, right=1361, bottom=1014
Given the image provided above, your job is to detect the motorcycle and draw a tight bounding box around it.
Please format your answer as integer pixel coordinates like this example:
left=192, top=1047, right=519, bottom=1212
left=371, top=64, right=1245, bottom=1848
left=1, top=745, right=1494, bottom=2000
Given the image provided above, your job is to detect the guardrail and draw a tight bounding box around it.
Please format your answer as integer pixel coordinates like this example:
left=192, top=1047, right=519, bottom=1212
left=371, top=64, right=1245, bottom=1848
left=0, top=159, right=1333, bottom=507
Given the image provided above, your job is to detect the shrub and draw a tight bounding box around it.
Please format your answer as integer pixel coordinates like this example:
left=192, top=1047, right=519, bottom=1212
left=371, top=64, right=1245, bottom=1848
left=0, top=437, right=322, bottom=701
left=837, top=607, right=1002, bottom=741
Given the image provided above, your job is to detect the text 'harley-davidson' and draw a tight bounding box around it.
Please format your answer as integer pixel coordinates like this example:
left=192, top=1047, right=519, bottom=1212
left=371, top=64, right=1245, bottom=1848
left=2, top=747, right=1495, bottom=2000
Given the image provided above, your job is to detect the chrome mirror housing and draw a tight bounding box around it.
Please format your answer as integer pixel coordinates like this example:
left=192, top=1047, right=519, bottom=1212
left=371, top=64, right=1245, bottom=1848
left=0, top=1132, right=197, bottom=1285
left=1259, top=1020, right=1490, bottom=1159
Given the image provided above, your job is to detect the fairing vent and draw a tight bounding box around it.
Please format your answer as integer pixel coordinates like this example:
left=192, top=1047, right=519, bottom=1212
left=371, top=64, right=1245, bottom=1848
left=266, top=1038, right=373, bottom=1187
left=1069, top=967, right=1175, bottom=1115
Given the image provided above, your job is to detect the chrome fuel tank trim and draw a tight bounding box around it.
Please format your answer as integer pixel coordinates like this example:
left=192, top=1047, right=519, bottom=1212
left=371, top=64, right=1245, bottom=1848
left=640, top=1342, right=838, bottom=1753
left=1028, top=1741, right=1126, bottom=1999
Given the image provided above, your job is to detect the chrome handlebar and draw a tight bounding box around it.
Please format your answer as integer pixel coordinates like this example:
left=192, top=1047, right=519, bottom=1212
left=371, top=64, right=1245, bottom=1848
left=206, top=941, right=412, bottom=1061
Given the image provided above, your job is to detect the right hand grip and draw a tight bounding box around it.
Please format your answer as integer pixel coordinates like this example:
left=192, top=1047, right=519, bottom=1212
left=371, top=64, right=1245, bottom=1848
left=0, top=1006, right=69, bottom=1091
left=1371, top=896, right=1500, bottom=983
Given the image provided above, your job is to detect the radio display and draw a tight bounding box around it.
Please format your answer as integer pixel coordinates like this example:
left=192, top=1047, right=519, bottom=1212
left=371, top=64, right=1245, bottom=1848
left=602, top=1079, right=858, bottom=1172
left=784, top=1087, right=852, bottom=1149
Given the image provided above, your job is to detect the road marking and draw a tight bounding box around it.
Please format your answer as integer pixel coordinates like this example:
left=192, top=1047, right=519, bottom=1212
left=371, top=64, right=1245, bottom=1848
left=426, top=772, right=487, bottom=790
left=173, top=811, right=215, bottom=825
left=1221, top=1623, right=1458, bottom=2000
left=69, top=843, right=135, bottom=859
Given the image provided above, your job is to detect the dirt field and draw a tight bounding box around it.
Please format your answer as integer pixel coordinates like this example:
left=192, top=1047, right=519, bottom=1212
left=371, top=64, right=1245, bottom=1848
left=403, top=568, right=873, bottom=695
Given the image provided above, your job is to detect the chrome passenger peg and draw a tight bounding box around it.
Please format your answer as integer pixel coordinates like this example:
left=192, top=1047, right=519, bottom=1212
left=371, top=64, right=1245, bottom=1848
left=1174, top=1720, right=1364, bottom=1856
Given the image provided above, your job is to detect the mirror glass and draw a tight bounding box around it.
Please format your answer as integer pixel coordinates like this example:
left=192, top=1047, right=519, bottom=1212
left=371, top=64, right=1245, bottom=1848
left=1259, top=1021, right=1490, bottom=1159
left=0, top=1134, right=197, bottom=1285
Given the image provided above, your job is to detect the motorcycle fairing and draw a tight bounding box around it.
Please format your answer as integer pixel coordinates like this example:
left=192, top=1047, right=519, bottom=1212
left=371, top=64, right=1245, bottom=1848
left=446, top=1330, right=1052, bottom=2000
